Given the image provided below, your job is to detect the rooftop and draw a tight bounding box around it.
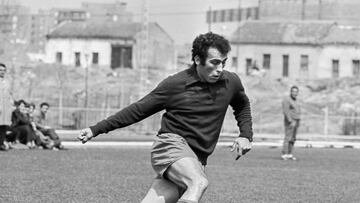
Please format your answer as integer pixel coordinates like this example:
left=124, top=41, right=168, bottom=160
left=47, top=21, right=158, bottom=40
left=230, top=20, right=360, bottom=45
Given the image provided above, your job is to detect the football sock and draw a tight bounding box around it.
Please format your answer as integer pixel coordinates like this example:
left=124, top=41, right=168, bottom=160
left=177, top=199, right=198, bottom=203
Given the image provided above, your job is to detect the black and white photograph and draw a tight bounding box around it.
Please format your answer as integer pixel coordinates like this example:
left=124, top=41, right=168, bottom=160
left=1, top=0, right=360, bottom=202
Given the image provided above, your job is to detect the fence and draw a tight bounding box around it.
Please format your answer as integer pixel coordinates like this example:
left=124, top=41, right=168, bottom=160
left=47, top=106, right=360, bottom=137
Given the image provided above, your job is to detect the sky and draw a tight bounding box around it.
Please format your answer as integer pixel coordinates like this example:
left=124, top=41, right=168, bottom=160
left=16, top=0, right=256, bottom=45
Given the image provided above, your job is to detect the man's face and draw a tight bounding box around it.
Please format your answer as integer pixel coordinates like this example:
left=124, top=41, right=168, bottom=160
left=290, top=88, right=299, bottom=99
left=0, top=66, right=6, bottom=78
left=40, top=105, right=49, bottom=114
left=195, top=47, right=227, bottom=83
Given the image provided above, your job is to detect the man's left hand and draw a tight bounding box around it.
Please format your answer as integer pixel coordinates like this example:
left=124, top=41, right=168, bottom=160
left=230, top=137, right=252, bottom=160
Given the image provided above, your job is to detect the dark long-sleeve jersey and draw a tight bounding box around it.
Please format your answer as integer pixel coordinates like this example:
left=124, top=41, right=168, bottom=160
left=90, top=65, right=253, bottom=164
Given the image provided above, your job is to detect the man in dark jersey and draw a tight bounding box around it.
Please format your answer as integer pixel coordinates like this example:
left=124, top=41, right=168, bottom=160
left=78, top=32, right=253, bottom=203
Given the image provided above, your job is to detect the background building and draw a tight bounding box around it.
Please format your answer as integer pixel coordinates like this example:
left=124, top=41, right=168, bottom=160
left=0, top=4, right=31, bottom=61
left=45, top=21, right=175, bottom=72
left=259, top=0, right=360, bottom=26
left=26, top=1, right=133, bottom=56
left=229, top=21, right=360, bottom=79
left=205, top=0, right=259, bottom=38
left=81, top=1, right=133, bottom=23
left=28, top=9, right=54, bottom=53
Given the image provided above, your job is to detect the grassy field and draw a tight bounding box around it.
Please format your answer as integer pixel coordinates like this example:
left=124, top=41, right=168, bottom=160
left=1, top=146, right=360, bottom=203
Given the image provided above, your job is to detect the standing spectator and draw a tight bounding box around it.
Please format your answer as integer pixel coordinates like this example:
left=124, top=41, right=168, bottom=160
left=281, top=86, right=301, bottom=160
left=0, top=63, right=14, bottom=151
left=11, top=100, right=36, bottom=148
left=34, top=102, right=65, bottom=150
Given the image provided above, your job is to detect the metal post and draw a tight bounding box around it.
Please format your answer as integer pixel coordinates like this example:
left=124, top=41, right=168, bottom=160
left=208, top=6, right=212, bottom=32
left=323, top=106, right=328, bottom=139
left=139, top=0, right=149, bottom=98
left=234, top=0, right=242, bottom=74
left=84, top=53, right=89, bottom=126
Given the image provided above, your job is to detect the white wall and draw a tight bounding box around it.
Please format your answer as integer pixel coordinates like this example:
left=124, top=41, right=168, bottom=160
left=229, top=44, right=321, bottom=79
left=45, top=38, right=134, bottom=68
left=319, top=45, right=360, bottom=78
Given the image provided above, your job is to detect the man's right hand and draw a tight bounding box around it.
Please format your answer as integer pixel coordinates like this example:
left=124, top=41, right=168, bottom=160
left=77, top=128, right=94, bottom=144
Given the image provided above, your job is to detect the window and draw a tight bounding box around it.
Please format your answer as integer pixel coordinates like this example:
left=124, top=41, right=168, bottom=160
left=229, top=9, right=234, bottom=22
left=232, top=57, right=238, bottom=69
left=332, top=60, right=339, bottom=78
left=212, top=10, right=217, bottom=22
left=300, top=55, right=309, bottom=71
left=352, top=60, right=360, bottom=77
left=216, top=10, right=222, bottom=22
left=254, top=7, right=259, bottom=19
left=282, top=55, right=289, bottom=77
left=92, top=52, right=99, bottom=65
left=246, top=58, right=252, bottom=76
left=224, top=9, right=230, bottom=22
left=263, top=54, right=271, bottom=69
left=111, top=45, right=132, bottom=69
left=75, top=52, right=81, bottom=67
left=56, top=52, right=62, bottom=64
left=246, top=8, right=252, bottom=19
left=220, top=10, right=226, bottom=22
left=237, top=8, right=242, bottom=21
left=300, top=55, right=309, bottom=78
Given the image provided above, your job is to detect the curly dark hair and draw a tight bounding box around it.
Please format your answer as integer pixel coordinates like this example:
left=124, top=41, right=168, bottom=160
left=0, top=63, right=6, bottom=70
left=290, top=85, right=299, bottom=91
left=40, top=102, right=50, bottom=108
left=191, top=32, right=231, bottom=65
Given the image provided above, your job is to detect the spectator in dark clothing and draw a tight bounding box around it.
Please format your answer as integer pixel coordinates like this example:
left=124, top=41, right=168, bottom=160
left=11, top=100, right=36, bottom=148
left=34, top=102, right=64, bottom=150
left=0, top=125, right=13, bottom=151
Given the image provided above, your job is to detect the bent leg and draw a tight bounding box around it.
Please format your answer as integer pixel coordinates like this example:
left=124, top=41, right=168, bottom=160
left=141, top=177, right=180, bottom=203
left=165, top=157, right=208, bottom=202
left=42, top=128, right=62, bottom=148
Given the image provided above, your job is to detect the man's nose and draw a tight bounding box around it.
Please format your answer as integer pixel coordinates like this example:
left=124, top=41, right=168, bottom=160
left=215, top=65, right=224, bottom=74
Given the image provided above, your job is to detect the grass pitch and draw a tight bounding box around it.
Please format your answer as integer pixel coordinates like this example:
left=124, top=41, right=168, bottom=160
left=1, top=146, right=360, bottom=203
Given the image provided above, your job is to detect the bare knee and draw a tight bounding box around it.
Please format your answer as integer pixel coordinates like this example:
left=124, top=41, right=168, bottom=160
left=142, top=178, right=180, bottom=203
left=187, top=176, right=209, bottom=192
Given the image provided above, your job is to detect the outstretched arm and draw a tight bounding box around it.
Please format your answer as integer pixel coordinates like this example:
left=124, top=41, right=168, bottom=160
left=229, top=73, right=253, bottom=159
left=77, top=77, right=172, bottom=143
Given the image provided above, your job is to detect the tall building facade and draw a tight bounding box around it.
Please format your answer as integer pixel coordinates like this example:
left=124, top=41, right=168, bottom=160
left=27, top=1, right=133, bottom=54
left=259, top=0, right=360, bottom=26
left=0, top=4, right=31, bottom=44
left=81, top=2, right=133, bottom=23
left=0, top=4, right=31, bottom=61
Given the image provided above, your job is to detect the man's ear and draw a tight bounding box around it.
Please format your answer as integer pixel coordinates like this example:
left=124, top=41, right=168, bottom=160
left=194, top=55, right=201, bottom=65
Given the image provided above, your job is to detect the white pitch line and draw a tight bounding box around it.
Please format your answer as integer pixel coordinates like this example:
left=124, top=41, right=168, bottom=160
left=62, top=141, right=360, bottom=149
